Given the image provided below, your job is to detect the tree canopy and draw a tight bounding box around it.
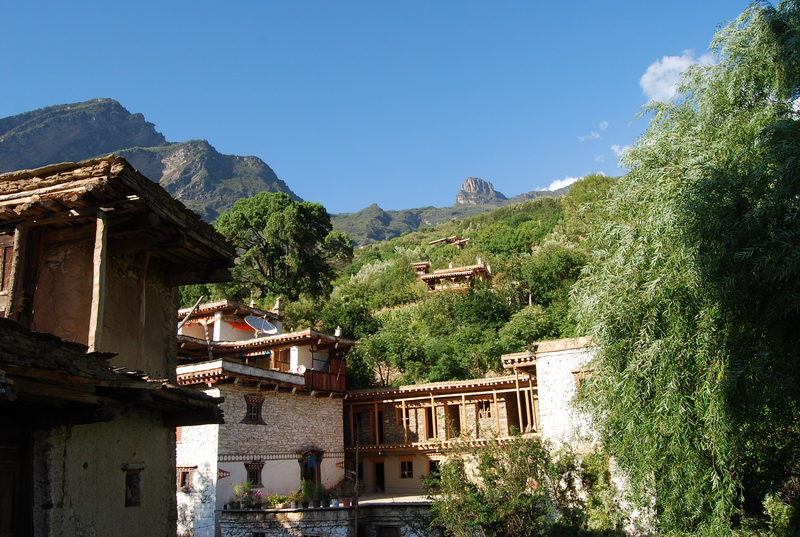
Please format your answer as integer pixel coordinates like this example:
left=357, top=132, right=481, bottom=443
left=213, top=191, right=352, bottom=301
left=574, top=2, right=800, bottom=533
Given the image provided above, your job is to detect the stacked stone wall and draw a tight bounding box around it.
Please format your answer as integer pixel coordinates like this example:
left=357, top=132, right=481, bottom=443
left=177, top=389, right=221, bottom=537
left=218, top=385, right=343, bottom=455
left=219, top=504, right=437, bottom=537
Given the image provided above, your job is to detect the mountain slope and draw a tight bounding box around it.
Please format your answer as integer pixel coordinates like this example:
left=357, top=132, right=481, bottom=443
left=0, top=99, right=300, bottom=220
left=333, top=177, right=570, bottom=245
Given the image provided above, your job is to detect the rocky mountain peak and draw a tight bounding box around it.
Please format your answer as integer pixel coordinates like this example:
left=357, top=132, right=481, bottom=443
left=455, top=177, right=507, bottom=205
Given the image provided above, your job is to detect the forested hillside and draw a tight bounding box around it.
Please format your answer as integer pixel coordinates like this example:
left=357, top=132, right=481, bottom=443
left=185, top=173, right=614, bottom=388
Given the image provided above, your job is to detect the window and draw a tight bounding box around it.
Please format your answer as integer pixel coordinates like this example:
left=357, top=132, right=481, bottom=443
left=122, top=463, right=145, bottom=507
left=424, top=406, right=435, bottom=440
left=175, top=426, right=182, bottom=443
left=242, top=395, right=265, bottom=424
left=572, top=370, right=593, bottom=391
left=400, top=459, right=413, bottom=479
left=244, top=461, right=264, bottom=487
left=477, top=400, right=492, bottom=419
left=125, top=471, right=141, bottom=507
left=177, top=466, right=196, bottom=489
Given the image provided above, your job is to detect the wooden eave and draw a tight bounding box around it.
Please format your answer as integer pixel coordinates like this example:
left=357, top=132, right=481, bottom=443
left=345, top=375, right=528, bottom=403
left=0, top=318, right=224, bottom=426
left=420, top=264, right=489, bottom=281
left=176, top=359, right=329, bottom=396
left=347, top=435, right=532, bottom=455
left=177, top=329, right=354, bottom=357
left=177, top=299, right=282, bottom=323
left=0, top=157, right=236, bottom=286
left=502, top=337, right=594, bottom=372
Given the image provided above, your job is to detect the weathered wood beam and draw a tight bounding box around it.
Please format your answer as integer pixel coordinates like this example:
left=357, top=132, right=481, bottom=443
left=88, top=211, right=108, bottom=351
left=135, top=251, right=150, bottom=370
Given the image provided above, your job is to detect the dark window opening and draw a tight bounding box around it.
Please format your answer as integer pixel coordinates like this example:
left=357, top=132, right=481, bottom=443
left=424, top=407, right=435, bottom=440
left=125, top=470, right=142, bottom=507
left=445, top=404, right=460, bottom=438
left=376, top=410, right=384, bottom=444
left=400, top=460, right=413, bottom=479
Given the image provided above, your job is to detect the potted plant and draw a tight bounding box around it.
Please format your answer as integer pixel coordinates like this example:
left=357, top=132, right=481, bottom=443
left=341, top=486, right=355, bottom=507
left=300, top=480, right=315, bottom=509
left=268, top=494, right=288, bottom=509
left=244, top=489, right=264, bottom=509
left=287, top=490, right=302, bottom=509
left=328, top=485, right=342, bottom=507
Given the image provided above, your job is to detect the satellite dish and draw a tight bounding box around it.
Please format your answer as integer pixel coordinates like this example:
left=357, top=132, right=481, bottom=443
left=296, top=365, right=307, bottom=375
left=244, top=315, right=278, bottom=335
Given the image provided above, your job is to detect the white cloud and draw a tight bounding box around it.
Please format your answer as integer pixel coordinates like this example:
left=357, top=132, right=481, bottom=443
left=578, top=130, right=601, bottom=142
left=548, top=176, right=582, bottom=190
left=640, top=50, right=715, bottom=102
left=599, top=121, right=609, bottom=131
left=611, top=144, right=628, bottom=157
left=595, top=154, right=606, bottom=162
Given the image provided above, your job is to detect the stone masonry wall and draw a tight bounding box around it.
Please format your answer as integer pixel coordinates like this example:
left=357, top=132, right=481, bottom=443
left=218, top=385, right=342, bottom=455
left=177, top=388, right=221, bottom=537
left=219, top=504, right=438, bottom=537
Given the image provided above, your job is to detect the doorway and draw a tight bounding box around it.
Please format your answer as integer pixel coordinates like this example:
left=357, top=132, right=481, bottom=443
left=373, top=461, right=385, bottom=492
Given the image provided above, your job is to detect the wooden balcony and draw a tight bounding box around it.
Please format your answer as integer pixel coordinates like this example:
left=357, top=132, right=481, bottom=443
left=305, top=369, right=346, bottom=393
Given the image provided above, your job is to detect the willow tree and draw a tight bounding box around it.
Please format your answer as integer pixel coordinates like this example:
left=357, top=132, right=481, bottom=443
left=574, top=2, right=800, bottom=534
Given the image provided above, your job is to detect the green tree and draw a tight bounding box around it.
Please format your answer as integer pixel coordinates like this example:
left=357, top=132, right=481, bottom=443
left=426, top=439, right=623, bottom=537
left=574, top=2, right=800, bottom=534
left=214, top=192, right=352, bottom=301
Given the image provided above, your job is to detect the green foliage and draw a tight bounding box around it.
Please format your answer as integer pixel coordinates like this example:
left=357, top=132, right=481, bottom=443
left=472, top=197, right=563, bottom=254
left=574, top=2, right=800, bottom=534
left=496, top=304, right=557, bottom=354
left=425, top=439, right=624, bottom=537
left=214, top=191, right=353, bottom=301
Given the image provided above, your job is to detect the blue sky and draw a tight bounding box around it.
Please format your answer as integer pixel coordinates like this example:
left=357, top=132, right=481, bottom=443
left=1, top=1, right=752, bottom=214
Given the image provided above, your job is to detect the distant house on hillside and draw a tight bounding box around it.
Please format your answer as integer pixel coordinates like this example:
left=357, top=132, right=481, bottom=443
left=0, top=157, right=234, bottom=536
left=414, top=261, right=492, bottom=292
left=174, top=300, right=354, bottom=537
left=343, top=337, right=594, bottom=498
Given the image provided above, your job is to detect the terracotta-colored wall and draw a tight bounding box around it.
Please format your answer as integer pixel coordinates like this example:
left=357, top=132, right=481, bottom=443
left=31, top=238, right=93, bottom=345
left=30, top=236, right=177, bottom=381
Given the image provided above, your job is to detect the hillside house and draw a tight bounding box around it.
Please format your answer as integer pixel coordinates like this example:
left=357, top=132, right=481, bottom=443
left=343, top=337, right=593, bottom=498
left=415, top=261, right=491, bottom=292
left=175, top=300, right=353, bottom=537
left=0, top=157, right=234, bottom=536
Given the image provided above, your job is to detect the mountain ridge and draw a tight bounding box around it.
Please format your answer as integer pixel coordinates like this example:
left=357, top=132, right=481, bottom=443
left=0, top=98, right=300, bottom=220
left=0, top=98, right=572, bottom=238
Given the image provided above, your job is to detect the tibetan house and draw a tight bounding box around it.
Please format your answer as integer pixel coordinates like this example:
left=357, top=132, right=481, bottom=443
left=0, top=157, right=234, bottom=537
left=343, top=337, right=594, bottom=497
left=416, top=262, right=491, bottom=292
left=175, top=300, right=354, bottom=537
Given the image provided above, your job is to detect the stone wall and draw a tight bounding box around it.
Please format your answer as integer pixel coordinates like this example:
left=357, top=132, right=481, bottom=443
left=218, top=384, right=343, bottom=455
left=177, top=389, right=221, bottom=537
left=219, top=504, right=438, bottom=537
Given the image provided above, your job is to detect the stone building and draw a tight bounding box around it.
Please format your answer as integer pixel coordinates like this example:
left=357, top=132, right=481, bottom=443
left=175, top=300, right=353, bottom=537
left=0, top=157, right=234, bottom=536
left=343, top=337, right=594, bottom=497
